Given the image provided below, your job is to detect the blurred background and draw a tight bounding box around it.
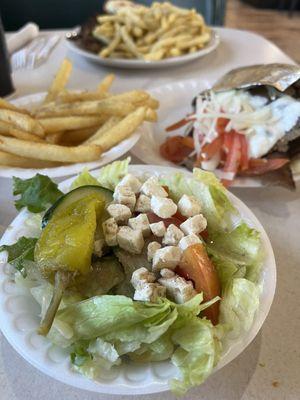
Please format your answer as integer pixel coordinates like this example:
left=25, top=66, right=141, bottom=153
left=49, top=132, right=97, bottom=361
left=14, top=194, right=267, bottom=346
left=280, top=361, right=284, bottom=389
left=1, top=0, right=299, bottom=61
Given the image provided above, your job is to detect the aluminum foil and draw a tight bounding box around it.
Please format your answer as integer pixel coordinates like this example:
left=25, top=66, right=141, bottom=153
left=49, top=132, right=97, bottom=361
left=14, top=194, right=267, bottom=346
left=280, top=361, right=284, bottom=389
left=212, top=63, right=300, bottom=93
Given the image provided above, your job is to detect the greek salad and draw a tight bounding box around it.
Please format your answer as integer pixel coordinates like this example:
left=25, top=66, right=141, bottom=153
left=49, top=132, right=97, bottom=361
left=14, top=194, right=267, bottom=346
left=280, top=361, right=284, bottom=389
left=0, top=158, right=263, bottom=394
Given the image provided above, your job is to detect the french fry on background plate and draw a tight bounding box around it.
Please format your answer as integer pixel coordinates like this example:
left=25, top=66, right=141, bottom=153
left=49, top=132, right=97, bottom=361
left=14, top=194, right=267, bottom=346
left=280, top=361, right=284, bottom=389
left=97, top=74, right=115, bottom=92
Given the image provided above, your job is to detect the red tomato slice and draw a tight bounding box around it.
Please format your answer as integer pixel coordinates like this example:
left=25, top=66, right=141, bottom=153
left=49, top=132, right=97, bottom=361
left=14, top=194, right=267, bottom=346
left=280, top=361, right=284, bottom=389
left=239, top=134, right=249, bottom=171
left=216, top=117, right=229, bottom=134
left=242, top=158, right=289, bottom=175
left=177, top=243, right=221, bottom=325
left=221, top=131, right=241, bottom=186
left=147, top=211, right=185, bottom=228
left=160, top=136, right=194, bottom=163
left=201, top=135, right=223, bottom=161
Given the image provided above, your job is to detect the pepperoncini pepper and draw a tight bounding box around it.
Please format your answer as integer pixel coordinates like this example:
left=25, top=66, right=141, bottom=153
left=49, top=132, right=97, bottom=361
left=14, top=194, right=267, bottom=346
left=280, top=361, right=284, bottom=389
left=35, top=194, right=105, bottom=335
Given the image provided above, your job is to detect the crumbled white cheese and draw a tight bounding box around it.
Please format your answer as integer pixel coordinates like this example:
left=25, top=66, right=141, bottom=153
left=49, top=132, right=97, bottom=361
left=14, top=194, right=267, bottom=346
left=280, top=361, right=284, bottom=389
left=131, top=267, right=156, bottom=288
left=133, top=282, right=166, bottom=302
left=178, top=233, right=201, bottom=251
left=163, top=224, right=184, bottom=246
left=102, top=218, right=118, bottom=246
left=152, top=246, right=182, bottom=271
left=177, top=194, right=202, bottom=217
left=151, top=196, right=177, bottom=219
left=113, top=185, right=136, bottom=211
left=150, top=221, right=166, bottom=237
left=128, top=213, right=150, bottom=237
left=147, top=241, right=161, bottom=261
left=180, top=214, right=207, bottom=235
left=117, top=173, right=142, bottom=194
left=140, top=176, right=168, bottom=198
left=160, top=268, right=175, bottom=279
left=107, top=203, right=131, bottom=223
left=135, top=194, right=151, bottom=213
left=117, top=226, right=144, bottom=254
left=158, top=272, right=197, bottom=303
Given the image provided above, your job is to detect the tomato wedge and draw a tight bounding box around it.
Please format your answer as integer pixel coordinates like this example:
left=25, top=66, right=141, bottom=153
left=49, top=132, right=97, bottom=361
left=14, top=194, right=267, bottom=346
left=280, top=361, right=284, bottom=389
left=177, top=243, right=221, bottom=325
left=242, top=158, right=289, bottom=175
left=147, top=211, right=185, bottom=228
left=160, top=136, right=194, bottom=163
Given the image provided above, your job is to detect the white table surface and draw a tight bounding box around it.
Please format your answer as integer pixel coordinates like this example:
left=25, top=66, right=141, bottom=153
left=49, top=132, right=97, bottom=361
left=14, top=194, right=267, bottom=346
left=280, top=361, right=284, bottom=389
left=1, top=27, right=300, bottom=400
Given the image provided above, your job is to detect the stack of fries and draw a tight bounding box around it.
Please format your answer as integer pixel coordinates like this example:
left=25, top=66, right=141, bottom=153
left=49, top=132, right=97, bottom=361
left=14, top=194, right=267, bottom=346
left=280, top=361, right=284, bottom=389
left=0, top=59, right=158, bottom=168
left=93, top=1, right=211, bottom=61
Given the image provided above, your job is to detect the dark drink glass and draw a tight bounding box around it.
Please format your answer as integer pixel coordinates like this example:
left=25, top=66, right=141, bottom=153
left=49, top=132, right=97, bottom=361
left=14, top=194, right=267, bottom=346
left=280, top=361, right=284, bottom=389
left=0, top=14, right=14, bottom=97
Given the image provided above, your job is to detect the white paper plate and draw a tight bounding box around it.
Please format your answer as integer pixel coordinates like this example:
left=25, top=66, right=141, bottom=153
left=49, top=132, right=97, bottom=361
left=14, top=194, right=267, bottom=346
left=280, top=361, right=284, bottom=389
left=0, top=93, right=142, bottom=179
left=0, top=165, right=276, bottom=395
left=66, top=30, right=220, bottom=70
left=132, top=80, right=300, bottom=187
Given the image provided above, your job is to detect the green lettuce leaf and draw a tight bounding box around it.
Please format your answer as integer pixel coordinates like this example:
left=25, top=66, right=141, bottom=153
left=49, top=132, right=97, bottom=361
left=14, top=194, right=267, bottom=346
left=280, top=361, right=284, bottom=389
left=0, top=236, right=37, bottom=277
left=170, top=318, right=220, bottom=396
left=160, top=168, right=236, bottom=231
left=129, top=332, right=174, bottom=362
left=70, top=168, right=101, bottom=190
left=13, top=174, right=63, bottom=213
left=220, top=278, right=260, bottom=339
left=208, top=223, right=262, bottom=282
left=97, top=157, right=130, bottom=190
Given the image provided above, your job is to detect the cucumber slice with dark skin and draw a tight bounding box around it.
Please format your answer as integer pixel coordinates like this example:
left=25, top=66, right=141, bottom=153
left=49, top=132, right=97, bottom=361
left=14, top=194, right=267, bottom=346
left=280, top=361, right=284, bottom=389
left=42, top=185, right=113, bottom=228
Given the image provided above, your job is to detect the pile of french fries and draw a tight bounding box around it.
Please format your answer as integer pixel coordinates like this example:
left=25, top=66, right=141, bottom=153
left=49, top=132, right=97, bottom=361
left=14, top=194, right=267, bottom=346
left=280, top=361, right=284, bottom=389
left=0, top=59, right=158, bottom=169
left=93, top=1, right=211, bottom=61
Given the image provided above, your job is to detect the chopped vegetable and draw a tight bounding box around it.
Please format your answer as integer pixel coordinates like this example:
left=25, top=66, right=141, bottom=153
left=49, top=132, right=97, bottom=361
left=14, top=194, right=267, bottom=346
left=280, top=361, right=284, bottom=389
left=13, top=174, right=63, bottom=213
left=0, top=236, right=38, bottom=277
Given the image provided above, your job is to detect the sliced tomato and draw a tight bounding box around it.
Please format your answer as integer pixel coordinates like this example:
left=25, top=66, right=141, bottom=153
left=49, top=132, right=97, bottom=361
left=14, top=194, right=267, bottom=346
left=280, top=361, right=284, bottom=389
left=147, top=211, right=185, bottom=228
left=239, top=134, right=249, bottom=171
left=242, top=158, right=289, bottom=175
left=176, top=243, right=221, bottom=325
left=166, top=117, right=195, bottom=132
left=222, top=131, right=234, bottom=154
left=216, top=117, right=229, bottom=134
left=221, top=131, right=241, bottom=186
left=160, top=136, right=194, bottom=163
left=201, top=135, right=223, bottom=161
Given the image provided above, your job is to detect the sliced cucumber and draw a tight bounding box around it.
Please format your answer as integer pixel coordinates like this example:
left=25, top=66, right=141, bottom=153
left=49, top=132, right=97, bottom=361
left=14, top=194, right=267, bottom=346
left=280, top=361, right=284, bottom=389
left=42, top=185, right=113, bottom=228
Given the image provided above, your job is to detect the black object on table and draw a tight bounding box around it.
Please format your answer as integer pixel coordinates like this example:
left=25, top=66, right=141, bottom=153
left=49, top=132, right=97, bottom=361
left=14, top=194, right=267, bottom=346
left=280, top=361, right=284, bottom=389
left=0, top=14, right=14, bottom=97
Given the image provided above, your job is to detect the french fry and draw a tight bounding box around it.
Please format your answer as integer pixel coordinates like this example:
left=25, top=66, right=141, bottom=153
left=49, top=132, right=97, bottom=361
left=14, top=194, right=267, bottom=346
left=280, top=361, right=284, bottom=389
left=90, top=107, right=145, bottom=151
left=56, top=90, right=109, bottom=103
left=44, top=59, right=72, bottom=103
left=97, top=74, right=115, bottom=92
left=46, top=132, right=64, bottom=144
left=39, top=116, right=104, bottom=134
left=0, top=150, right=61, bottom=168
left=84, top=117, right=121, bottom=144
left=60, top=127, right=98, bottom=146
left=0, top=135, right=102, bottom=162
left=37, top=92, right=148, bottom=118
left=0, top=120, right=43, bottom=142
left=0, top=109, right=44, bottom=137
left=0, top=98, right=29, bottom=114
left=92, top=2, right=211, bottom=61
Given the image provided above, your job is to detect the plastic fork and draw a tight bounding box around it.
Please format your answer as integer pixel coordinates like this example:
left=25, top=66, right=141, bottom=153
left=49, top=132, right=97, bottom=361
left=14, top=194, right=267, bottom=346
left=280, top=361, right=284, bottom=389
left=11, top=35, right=60, bottom=71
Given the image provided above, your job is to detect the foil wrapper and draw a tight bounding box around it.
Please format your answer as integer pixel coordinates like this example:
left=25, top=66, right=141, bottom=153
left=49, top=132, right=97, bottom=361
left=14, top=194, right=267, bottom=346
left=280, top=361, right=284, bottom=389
left=212, top=63, right=300, bottom=93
